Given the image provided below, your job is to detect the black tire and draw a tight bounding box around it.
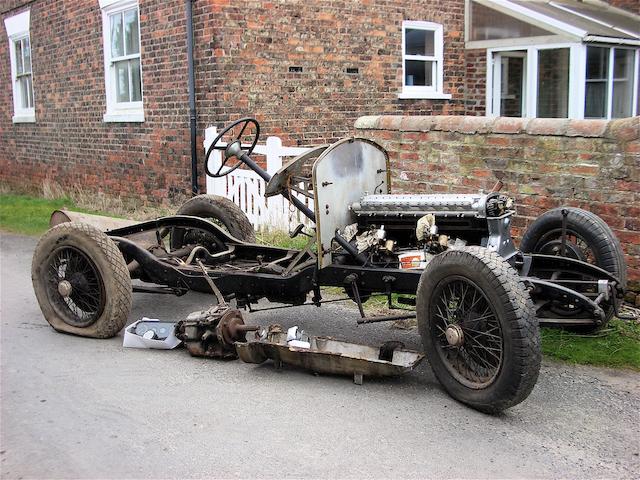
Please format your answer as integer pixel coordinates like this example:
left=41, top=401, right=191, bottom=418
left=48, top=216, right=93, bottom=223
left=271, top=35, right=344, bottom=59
left=175, top=194, right=256, bottom=243
left=31, top=222, right=132, bottom=338
left=416, top=247, right=541, bottom=413
left=520, top=207, right=627, bottom=289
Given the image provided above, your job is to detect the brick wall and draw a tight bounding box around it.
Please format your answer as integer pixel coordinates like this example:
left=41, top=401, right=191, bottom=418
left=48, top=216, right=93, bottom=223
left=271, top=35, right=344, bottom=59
left=463, top=48, right=486, bottom=115
left=354, top=115, right=640, bottom=293
left=1, top=0, right=468, bottom=202
left=0, top=0, right=194, bottom=203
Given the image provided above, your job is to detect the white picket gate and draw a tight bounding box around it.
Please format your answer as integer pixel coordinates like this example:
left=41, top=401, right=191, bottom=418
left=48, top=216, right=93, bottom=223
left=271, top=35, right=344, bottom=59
left=204, top=127, right=313, bottom=231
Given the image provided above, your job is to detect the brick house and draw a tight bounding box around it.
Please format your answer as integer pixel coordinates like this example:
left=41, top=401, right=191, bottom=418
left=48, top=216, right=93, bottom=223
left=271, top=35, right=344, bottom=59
left=1, top=0, right=638, bottom=203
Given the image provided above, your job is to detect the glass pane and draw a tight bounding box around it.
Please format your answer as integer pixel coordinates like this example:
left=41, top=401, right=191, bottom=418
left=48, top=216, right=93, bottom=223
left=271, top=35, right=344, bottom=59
left=585, top=82, right=607, bottom=118
left=405, top=29, right=434, bottom=56
left=500, top=56, right=525, bottom=117
left=130, top=58, right=142, bottom=101
left=115, top=60, right=130, bottom=102
left=585, top=47, right=609, bottom=118
left=15, top=40, right=23, bottom=75
left=405, top=60, right=433, bottom=87
left=110, top=12, right=124, bottom=57
left=124, top=9, right=139, bottom=55
left=23, top=37, right=31, bottom=73
left=18, top=76, right=28, bottom=108
left=537, top=48, right=570, bottom=118
left=470, top=1, right=552, bottom=41
left=586, top=47, right=608, bottom=80
left=26, top=75, right=33, bottom=108
left=612, top=48, right=634, bottom=118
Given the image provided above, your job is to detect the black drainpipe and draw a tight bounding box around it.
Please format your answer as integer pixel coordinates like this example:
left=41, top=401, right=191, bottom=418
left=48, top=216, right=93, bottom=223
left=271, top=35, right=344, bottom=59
left=186, top=0, right=198, bottom=195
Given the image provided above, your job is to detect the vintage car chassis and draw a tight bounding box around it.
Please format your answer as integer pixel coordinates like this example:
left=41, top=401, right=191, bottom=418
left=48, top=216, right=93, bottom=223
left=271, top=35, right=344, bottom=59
left=109, top=214, right=623, bottom=328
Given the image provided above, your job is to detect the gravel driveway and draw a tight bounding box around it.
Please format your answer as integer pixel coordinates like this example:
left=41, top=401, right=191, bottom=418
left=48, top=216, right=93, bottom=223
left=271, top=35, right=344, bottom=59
left=1, top=232, right=639, bottom=479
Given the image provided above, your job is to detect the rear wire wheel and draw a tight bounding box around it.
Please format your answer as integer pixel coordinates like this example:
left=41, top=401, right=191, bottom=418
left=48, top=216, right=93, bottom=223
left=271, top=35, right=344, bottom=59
left=32, top=222, right=132, bottom=338
left=417, top=247, right=540, bottom=413
left=171, top=194, right=256, bottom=251
left=520, top=207, right=627, bottom=328
left=520, top=207, right=626, bottom=289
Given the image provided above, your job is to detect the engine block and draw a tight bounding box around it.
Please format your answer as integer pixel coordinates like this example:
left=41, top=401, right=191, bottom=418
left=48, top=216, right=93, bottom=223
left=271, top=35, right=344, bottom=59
left=350, top=193, right=502, bottom=218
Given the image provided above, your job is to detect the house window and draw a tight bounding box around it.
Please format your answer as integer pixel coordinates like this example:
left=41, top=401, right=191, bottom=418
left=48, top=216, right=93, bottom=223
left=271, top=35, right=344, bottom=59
left=100, top=0, right=144, bottom=122
left=585, top=46, right=638, bottom=119
left=4, top=10, right=35, bottom=123
left=399, top=21, right=451, bottom=100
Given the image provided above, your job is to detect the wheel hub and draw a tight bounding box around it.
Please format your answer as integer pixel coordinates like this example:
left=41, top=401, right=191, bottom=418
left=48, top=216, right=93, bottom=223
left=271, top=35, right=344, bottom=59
left=445, top=324, right=464, bottom=347
left=58, top=280, right=73, bottom=298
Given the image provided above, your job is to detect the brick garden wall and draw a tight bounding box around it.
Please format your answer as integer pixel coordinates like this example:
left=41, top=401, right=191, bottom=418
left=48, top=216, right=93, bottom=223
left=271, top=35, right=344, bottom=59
left=354, top=115, right=640, bottom=294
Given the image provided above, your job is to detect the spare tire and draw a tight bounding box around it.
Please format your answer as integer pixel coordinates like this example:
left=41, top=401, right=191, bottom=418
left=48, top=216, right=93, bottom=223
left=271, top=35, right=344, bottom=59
left=520, top=207, right=627, bottom=289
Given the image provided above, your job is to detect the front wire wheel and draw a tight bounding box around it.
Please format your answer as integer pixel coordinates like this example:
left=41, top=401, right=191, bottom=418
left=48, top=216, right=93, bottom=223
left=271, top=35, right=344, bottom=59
left=431, top=276, right=503, bottom=389
left=417, top=247, right=541, bottom=413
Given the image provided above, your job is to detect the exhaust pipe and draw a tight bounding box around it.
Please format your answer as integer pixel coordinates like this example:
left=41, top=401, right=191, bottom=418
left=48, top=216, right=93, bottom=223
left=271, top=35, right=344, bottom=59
left=50, top=210, right=138, bottom=231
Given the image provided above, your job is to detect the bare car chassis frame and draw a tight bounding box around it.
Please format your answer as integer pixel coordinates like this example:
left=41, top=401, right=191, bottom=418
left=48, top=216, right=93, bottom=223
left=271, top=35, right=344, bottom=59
left=32, top=118, right=628, bottom=413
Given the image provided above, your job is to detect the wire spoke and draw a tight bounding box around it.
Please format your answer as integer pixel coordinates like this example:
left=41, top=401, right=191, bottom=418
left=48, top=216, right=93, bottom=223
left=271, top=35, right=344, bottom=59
left=431, top=276, right=503, bottom=387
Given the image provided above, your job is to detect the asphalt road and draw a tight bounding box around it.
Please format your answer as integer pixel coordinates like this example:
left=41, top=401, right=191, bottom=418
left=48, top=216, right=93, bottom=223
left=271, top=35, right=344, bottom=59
left=1, top=231, right=639, bottom=479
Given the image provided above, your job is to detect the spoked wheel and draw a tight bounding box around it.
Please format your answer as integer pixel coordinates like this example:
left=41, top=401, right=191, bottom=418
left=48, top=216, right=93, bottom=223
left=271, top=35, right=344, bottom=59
left=431, top=276, right=503, bottom=389
left=45, top=246, right=106, bottom=327
left=32, top=222, right=132, bottom=338
left=417, top=247, right=541, bottom=413
left=520, top=207, right=627, bottom=329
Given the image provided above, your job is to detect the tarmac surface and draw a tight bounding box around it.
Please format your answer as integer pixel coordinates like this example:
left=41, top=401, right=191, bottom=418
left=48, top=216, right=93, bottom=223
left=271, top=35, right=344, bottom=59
left=1, top=231, right=639, bottom=479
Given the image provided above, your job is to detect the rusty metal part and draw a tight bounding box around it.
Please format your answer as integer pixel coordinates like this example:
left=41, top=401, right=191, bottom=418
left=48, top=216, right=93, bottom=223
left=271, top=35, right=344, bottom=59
left=50, top=209, right=138, bottom=231
left=445, top=324, right=464, bottom=347
left=236, top=327, right=424, bottom=384
left=356, top=312, right=417, bottom=324
left=175, top=307, right=256, bottom=359
left=57, top=280, right=73, bottom=298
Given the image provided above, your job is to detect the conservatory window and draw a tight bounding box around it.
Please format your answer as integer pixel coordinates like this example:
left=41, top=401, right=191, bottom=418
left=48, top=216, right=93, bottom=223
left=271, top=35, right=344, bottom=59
left=585, top=46, right=638, bottom=119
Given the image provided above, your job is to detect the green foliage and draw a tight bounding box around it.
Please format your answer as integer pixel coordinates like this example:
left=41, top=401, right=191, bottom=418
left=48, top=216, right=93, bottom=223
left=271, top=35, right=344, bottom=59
left=541, top=319, right=640, bottom=370
left=255, top=229, right=310, bottom=250
left=0, top=194, right=76, bottom=236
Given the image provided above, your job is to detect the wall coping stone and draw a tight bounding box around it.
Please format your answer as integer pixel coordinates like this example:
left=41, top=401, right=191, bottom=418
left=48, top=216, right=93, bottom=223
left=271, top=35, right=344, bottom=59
left=355, top=115, right=640, bottom=141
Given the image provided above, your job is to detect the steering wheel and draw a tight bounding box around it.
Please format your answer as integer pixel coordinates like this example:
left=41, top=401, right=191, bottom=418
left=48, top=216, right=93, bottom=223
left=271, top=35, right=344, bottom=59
left=205, top=118, right=260, bottom=178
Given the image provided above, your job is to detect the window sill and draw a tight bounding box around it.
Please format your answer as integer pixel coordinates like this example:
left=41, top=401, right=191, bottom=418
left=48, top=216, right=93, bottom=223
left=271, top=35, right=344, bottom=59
left=12, top=114, right=35, bottom=123
left=103, top=111, right=145, bottom=123
left=398, top=92, right=452, bottom=100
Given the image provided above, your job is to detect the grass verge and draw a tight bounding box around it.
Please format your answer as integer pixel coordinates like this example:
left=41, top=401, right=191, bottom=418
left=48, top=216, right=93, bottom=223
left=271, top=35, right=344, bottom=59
left=0, top=194, right=77, bottom=236
left=2, top=192, right=638, bottom=370
left=540, top=319, right=640, bottom=370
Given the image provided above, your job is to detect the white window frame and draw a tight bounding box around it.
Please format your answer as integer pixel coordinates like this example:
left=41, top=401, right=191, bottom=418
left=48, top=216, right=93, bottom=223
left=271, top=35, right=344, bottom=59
left=399, top=21, right=451, bottom=100
left=4, top=10, right=35, bottom=123
left=585, top=45, right=639, bottom=120
left=487, top=42, right=586, bottom=119
left=100, top=0, right=144, bottom=122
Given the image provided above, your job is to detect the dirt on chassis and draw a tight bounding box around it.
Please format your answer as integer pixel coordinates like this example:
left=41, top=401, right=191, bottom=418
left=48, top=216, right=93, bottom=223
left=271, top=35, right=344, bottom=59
left=31, top=118, right=628, bottom=413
